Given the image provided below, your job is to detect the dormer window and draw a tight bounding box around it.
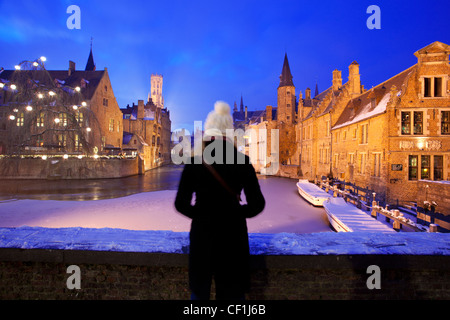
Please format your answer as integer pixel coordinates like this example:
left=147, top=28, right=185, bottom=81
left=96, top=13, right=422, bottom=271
left=423, top=76, right=445, bottom=97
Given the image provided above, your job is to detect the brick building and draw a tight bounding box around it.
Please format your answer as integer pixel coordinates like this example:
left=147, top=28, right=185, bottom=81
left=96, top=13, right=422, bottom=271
left=121, top=74, right=172, bottom=168
left=239, top=41, right=450, bottom=215
left=0, top=47, right=123, bottom=156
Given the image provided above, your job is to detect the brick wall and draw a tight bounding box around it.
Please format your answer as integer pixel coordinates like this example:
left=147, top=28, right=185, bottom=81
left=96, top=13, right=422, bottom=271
left=0, top=248, right=448, bottom=300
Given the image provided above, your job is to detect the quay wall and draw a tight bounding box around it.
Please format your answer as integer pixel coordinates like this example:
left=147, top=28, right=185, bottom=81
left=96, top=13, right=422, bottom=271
left=0, top=157, right=141, bottom=179
left=0, top=248, right=448, bottom=300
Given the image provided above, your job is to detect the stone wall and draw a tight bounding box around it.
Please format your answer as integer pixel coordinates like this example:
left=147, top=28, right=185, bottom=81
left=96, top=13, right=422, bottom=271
left=0, top=157, right=139, bottom=180
left=0, top=248, right=448, bottom=300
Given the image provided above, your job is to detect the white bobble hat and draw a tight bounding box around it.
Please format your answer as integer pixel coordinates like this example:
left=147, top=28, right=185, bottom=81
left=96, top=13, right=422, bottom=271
left=204, top=101, right=234, bottom=136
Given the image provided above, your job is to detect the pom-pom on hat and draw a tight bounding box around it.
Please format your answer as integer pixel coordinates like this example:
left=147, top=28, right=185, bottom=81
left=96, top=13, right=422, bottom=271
left=204, top=101, right=234, bottom=136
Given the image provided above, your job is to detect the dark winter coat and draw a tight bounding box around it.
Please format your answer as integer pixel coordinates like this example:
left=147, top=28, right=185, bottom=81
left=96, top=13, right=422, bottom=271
left=174, top=140, right=265, bottom=295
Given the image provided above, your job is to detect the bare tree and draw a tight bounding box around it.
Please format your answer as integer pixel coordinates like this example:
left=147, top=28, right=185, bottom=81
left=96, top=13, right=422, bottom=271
left=2, top=58, right=102, bottom=156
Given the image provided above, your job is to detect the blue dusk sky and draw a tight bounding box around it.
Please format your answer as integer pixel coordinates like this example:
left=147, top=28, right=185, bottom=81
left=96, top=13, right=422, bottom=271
left=0, top=0, right=449, bottom=133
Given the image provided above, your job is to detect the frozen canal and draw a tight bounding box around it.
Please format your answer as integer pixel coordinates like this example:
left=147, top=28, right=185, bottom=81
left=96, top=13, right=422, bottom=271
left=0, top=165, right=331, bottom=234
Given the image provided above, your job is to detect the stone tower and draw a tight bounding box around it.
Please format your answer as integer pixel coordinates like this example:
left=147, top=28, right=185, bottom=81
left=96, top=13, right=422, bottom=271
left=277, top=53, right=296, bottom=125
left=148, top=74, right=164, bottom=108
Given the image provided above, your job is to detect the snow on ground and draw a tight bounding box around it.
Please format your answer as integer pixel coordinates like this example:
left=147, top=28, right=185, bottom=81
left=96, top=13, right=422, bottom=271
left=0, top=226, right=449, bottom=255
left=0, top=176, right=449, bottom=255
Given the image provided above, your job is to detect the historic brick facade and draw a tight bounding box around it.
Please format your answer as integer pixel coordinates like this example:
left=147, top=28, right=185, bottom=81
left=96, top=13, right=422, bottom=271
left=239, top=41, right=450, bottom=215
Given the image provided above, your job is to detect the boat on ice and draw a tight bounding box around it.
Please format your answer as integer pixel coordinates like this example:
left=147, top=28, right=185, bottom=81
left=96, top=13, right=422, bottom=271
left=296, top=179, right=332, bottom=206
left=323, top=197, right=396, bottom=233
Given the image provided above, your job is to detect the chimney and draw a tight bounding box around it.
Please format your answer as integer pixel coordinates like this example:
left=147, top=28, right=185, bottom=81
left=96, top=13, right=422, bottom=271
left=266, top=105, right=272, bottom=121
left=332, top=69, right=342, bottom=91
left=245, top=106, right=248, bottom=121
left=348, top=61, right=361, bottom=96
left=137, top=100, right=145, bottom=119
left=305, top=88, right=311, bottom=100
left=68, top=61, right=76, bottom=76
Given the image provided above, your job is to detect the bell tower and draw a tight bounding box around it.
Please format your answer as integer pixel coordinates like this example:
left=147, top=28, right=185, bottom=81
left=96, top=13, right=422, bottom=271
left=148, top=74, right=164, bottom=108
left=277, top=53, right=296, bottom=125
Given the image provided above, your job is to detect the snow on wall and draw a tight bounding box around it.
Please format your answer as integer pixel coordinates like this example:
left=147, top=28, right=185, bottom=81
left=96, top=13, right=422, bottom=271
left=0, top=226, right=449, bottom=255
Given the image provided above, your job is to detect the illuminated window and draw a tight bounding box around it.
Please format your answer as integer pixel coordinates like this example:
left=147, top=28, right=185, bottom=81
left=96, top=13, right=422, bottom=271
left=402, top=111, right=423, bottom=135
left=75, top=134, right=82, bottom=151
left=37, top=112, right=45, bottom=127
left=76, top=111, right=84, bottom=126
left=16, top=112, right=24, bottom=127
left=58, top=134, right=67, bottom=147
left=109, top=119, right=114, bottom=132
left=421, top=155, right=430, bottom=180
left=408, top=155, right=418, bottom=180
left=401, top=112, right=411, bottom=134
left=441, top=111, right=450, bottom=135
left=413, top=111, right=423, bottom=135
left=59, top=113, right=68, bottom=126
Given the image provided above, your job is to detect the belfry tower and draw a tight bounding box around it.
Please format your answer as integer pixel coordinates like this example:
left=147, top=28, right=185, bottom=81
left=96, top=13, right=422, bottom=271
left=277, top=53, right=296, bottom=124
left=148, top=74, right=164, bottom=108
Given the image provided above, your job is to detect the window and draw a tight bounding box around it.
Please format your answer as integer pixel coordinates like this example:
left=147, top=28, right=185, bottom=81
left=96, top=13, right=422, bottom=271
left=360, top=123, right=368, bottom=144
left=359, top=153, right=367, bottom=174
left=37, top=112, right=44, bottom=127
left=349, top=153, right=355, bottom=164
left=59, top=113, right=67, bottom=126
left=401, top=111, right=423, bottom=135
left=36, top=135, right=43, bottom=147
left=109, top=119, right=114, bottom=132
left=58, top=134, right=67, bottom=148
left=441, top=111, right=450, bottom=135
left=424, top=78, right=432, bottom=97
left=334, top=154, right=339, bottom=169
left=16, top=112, right=24, bottom=127
left=408, top=155, right=418, bottom=180
left=75, top=134, right=82, bottom=152
left=401, top=112, right=411, bottom=134
left=434, top=155, right=443, bottom=181
left=413, top=111, right=423, bottom=135
left=421, top=155, right=430, bottom=180
left=423, top=77, right=445, bottom=97
left=103, top=98, right=108, bottom=107
left=435, top=78, right=442, bottom=97
left=373, top=153, right=381, bottom=177
left=76, top=111, right=84, bottom=126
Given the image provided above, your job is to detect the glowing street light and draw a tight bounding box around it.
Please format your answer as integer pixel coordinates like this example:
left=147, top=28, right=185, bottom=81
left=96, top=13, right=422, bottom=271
left=40, top=56, right=47, bottom=62
left=9, top=115, right=15, bottom=120
left=33, top=62, right=39, bottom=67
left=10, top=84, right=17, bottom=90
left=48, top=91, right=55, bottom=97
left=54, top=118, right=60, bottom=124
left=42, top=155, right=48, bottom=160
left=0, top=83, right=4, bottom=88
left=38, top=93, right=44, bottom=99
left=72, top=105, right=78, bottom=110
left=26, top=105, right=33, bottom=111
left=14, top=65, right=21, bottom=70
left=75, top=87, right=81, bottom=92
left=63, top=154, right=69, bottom=159
left=81, top=101, right=87, bottom=107
left=86, top=127, right=92, bottom=132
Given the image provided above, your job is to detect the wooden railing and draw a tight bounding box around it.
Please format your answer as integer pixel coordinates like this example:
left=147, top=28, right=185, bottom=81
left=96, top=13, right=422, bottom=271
left=315, top=179, right=438, bottom=232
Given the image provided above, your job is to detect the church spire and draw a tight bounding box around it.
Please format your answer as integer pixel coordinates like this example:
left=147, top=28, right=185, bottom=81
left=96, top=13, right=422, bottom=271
left=85, top=37, right=96, bottom=71
left=314, top=82, right=319, bottom=97
left=240, top=94, right=244, bottom=113
left=279, top=53, right=294, bottom=88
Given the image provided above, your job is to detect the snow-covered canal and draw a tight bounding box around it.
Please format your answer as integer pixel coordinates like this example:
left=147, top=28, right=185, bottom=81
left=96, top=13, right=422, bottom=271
left=0, top=165, right=331, bottom=234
